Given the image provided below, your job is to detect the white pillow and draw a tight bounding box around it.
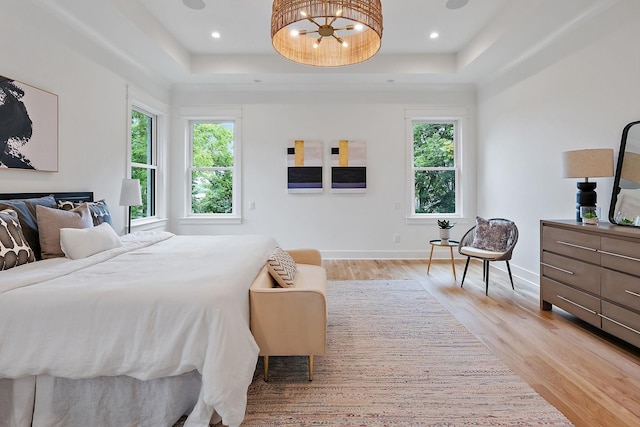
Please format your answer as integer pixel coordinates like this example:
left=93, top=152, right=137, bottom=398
left=60, top=223, right=122, bottom=260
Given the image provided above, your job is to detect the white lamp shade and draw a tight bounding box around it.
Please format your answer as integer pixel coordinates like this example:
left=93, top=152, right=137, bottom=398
left=119, top=179, right=142, bottom=207
left=561, top=148, right=614, bottom=179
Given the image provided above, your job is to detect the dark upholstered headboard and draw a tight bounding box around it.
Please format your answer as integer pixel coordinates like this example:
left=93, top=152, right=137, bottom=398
left=0, top=192, right=94, bottom=203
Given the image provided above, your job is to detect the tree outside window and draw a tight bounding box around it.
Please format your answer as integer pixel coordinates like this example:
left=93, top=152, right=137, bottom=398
left=413, top=122, right=457, bottom=214
left=190, top=121, right=235, bottom=215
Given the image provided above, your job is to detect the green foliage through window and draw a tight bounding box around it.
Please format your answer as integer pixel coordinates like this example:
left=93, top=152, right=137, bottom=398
left=190, top=122, right=235, bottom=214
left=413, top=122, right=456, bottom=214
left=130, top=109, right=156, bottom=219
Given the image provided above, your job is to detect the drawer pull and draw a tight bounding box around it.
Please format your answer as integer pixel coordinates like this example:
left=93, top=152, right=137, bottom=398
left=557, top=240, right=598, bottom=252
left=599, top=314, right=640, bottom=336
left=625, top=290, right=640, bottom=299
left=598, top=250, right=640, bottom=263
left=540, top=262, right=574, bottom=275
left=556, top=295, right=597, bottom=315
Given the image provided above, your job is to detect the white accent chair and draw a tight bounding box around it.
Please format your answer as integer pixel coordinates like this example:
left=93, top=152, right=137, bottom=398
left=458, top=218, right=518, bottom=295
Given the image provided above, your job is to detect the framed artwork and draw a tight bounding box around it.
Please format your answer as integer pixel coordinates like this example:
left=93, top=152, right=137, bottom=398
left=331, top=140, right=366, bottom=193
left=0, top=75, right=58, bottom=171
left=287, top=140, right=323, bottom=193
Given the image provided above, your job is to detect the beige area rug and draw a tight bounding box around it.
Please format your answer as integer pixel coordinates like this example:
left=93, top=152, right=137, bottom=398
left=231, top=280, right=573, bottom=426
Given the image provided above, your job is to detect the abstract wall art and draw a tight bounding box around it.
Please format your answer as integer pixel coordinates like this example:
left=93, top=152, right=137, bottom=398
left=0, top=75, right=58, bottom=171
left=287, top=139, right=323, bottom=193
left=331, top=140, right=366, bottom=192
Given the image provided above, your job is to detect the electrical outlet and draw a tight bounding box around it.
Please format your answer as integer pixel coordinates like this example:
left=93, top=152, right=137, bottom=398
left=249, top=201, right=255, bottom=210
left=393, top=233, right=400, bottom=243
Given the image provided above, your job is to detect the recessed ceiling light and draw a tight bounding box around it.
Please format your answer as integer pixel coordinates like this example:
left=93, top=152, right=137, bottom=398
left=430, top=32, right=439, bottom=39
left=211, top=32, right=221, bottom=39
left=183, top=0, right=205, bottom=10
left=446, top=0, right=469, bottom=10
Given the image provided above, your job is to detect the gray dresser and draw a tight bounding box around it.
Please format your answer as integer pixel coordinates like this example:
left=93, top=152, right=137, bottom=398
left=540, top=220, right=640, bottom=347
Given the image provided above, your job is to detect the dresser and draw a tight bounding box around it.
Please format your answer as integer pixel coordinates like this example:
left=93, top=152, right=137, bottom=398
left=540, top=220, right=640, bottom=347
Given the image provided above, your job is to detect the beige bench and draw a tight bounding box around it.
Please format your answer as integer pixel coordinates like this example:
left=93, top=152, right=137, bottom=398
left=249, top=249, right=327, bottom=381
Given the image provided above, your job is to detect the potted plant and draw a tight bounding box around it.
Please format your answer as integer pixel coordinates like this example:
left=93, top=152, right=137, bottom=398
left=580, top=206, right=600, bottom=225
left=437, top=219, right=455, bottom=242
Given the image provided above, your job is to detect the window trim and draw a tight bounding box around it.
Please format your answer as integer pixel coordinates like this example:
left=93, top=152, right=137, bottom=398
left=405, top=107, right=469, bottom=224
left=126, top=86, right=167, bottom=227
left=181, top=107, right=243, bottom=223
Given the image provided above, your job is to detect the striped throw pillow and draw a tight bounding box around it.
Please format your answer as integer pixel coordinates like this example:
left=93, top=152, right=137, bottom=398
left=266, top=247, right=297, bottom=288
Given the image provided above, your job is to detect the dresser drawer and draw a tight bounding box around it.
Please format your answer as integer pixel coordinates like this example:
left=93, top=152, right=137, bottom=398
left=541, top=251, right=600, bottom=294
left=601, top=269, right=640, bottom=311
left=541, top=277, right=601, bottom=327
left=601, top=301, right=640, bottom=348
left=542, top=226, right=600, bottom=264
left=600, top=237, right=640, bottom=276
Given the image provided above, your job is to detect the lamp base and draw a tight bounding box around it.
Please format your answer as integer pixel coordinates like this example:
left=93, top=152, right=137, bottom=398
left=575, top=181, right=597, bottom=222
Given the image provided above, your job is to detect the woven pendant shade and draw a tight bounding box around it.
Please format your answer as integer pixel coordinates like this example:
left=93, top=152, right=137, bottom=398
left=271, top=0, right=383, bottom=67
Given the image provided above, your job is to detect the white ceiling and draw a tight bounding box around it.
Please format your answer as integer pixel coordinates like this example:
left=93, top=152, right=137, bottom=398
left=28, top=0, right=619, bottom=87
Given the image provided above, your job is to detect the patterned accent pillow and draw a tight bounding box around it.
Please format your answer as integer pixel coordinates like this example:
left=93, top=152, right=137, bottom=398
left=36, top=204, right=94, bottom=259
left=0, top=195, right=57, bottom=260
left=472, top=217, right=513, bottom=252
left=266, top=247, right=297, bottom=288
left=0, top=209, right=35, bottom=270
left=58, top=199, right=113, bottom=226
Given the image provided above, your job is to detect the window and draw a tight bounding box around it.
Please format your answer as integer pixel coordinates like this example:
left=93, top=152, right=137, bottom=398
left=189, top=119, right=240, bottom=217
left=130, top=107, right=157, bottom=220
left=410, top=120, right=459, bottom=216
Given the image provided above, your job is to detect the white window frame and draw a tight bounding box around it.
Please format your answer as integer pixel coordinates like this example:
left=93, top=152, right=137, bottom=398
left=405, top=108, right=469, bottom=224
left=127, top=86, right=167, bottom=227
left=183, top=107, right=242, bottom=224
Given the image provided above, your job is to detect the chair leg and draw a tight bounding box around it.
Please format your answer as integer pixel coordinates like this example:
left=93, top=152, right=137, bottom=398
left=506, top=261, right=515, bottom=290
left=484, top=260, right=490, bottom=295
left=263, top=355, right=269, bottom=382
left=461, top=257, right=471, bottom=287
left=308, top=355, right=314, bottom=381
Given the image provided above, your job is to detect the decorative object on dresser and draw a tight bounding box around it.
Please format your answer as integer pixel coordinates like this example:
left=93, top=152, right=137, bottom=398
left=540, top=220, right=640, bottom=348
left=561, top=148, right=614, bottom=222
left=609, top=120, right=640, bottom=226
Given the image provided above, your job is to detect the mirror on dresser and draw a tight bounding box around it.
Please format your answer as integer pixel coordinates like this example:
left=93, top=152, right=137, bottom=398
left=609, top=120, right=640, bottom=226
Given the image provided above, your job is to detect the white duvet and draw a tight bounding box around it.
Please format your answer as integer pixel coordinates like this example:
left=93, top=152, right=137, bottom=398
left=0, top=232, right=278, bottom=427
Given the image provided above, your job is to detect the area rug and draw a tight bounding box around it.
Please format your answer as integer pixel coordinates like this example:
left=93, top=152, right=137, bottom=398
left=235, top=280, right=573, bottom=426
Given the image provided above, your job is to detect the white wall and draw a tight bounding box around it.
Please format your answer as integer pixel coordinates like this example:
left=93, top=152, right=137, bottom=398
left=477, top=0, right=640, bottom=283
left=170, top=87, right=477, bottom=258
left=0, top=1, right=169, bottom=235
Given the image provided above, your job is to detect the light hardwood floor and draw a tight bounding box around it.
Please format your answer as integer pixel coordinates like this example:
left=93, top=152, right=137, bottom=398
left=323, top=258, right=640, bottom=427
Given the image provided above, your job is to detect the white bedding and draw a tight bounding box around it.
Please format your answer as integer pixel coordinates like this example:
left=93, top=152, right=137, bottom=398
left=0, top=232, right=278, bottom=427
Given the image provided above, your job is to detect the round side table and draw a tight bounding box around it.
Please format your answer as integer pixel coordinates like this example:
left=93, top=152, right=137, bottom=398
left=427, top=239, right=460, bottom=280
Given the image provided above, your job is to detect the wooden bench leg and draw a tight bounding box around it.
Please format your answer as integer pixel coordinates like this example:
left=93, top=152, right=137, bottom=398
left=308, top=355, right=314, bottom=381
left=263, top=355, right=269, bottom=382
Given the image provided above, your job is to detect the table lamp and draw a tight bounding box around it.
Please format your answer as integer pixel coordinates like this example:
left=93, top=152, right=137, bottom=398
left=119, top=178, right=142, bottom=234
left=562, top=148, right=614, bottom=222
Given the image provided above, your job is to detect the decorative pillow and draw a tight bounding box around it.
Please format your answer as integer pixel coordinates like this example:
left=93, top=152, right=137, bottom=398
left=36, top=204, right=94, bottom=259
left=0, top=209, right=36, bottom=270
left=60, top=222, right=122, bottom=260
left=58, top=199, right=113, bottom=226
left=266, top=247, right=297, bottom=288
left=472, top=217, right=514, bottom=252
left=0, top=195, right=57, bottom=260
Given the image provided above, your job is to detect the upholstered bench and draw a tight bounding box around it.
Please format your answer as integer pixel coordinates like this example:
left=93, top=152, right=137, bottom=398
left=249, top=249, right=327, bottom=381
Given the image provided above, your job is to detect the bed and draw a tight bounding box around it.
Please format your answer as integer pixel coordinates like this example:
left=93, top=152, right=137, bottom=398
left=0, top=192, right=277, bottom=427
